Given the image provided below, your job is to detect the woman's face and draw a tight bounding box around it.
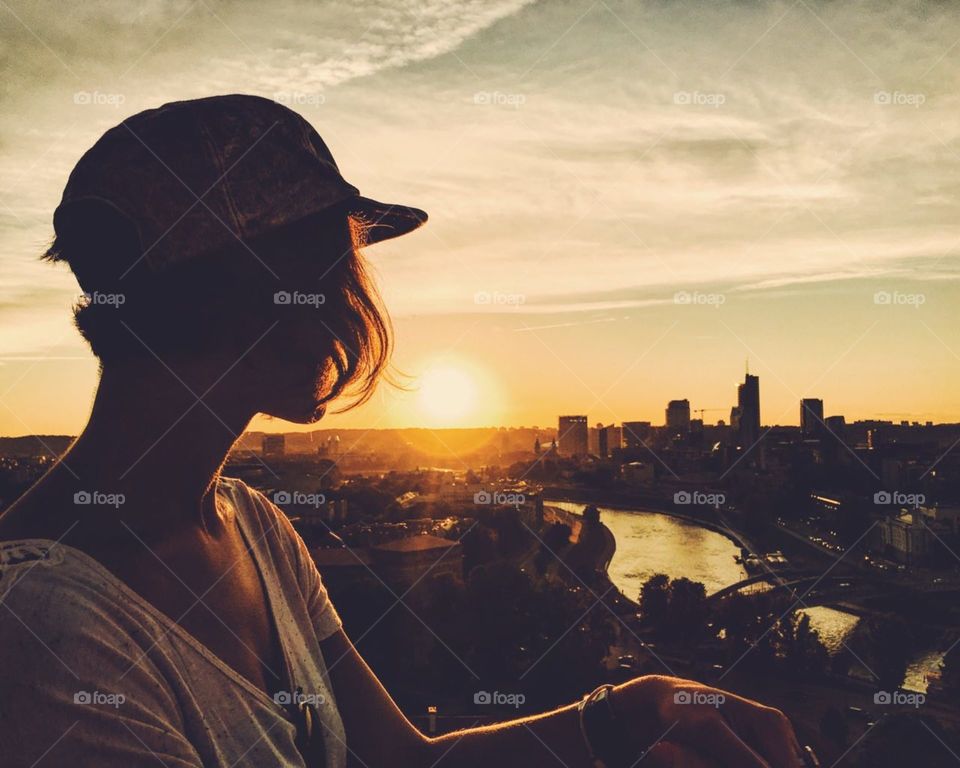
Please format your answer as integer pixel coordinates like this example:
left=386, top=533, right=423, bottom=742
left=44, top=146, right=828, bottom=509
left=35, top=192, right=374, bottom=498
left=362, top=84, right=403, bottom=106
left=233, top=213, right=369, bottom=425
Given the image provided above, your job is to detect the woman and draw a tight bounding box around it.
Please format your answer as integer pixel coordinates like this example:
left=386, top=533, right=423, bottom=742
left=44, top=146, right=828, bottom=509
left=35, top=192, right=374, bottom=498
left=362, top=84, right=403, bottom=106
left=0, top=95, right=807, bottom=767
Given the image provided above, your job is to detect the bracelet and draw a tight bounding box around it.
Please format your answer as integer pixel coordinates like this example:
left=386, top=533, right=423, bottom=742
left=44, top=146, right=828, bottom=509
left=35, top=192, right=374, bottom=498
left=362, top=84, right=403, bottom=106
left=578, top=684, right=632, bottom=768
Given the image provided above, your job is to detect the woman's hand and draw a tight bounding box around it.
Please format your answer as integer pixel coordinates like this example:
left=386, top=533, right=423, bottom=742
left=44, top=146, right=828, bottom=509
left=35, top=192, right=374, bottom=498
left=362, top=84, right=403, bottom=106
left=618, top=675, right=803, bottom=768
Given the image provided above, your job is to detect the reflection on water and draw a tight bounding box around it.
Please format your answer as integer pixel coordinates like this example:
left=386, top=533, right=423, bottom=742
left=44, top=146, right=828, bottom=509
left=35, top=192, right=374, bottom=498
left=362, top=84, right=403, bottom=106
left=801, top=606, right=942, bottom=693
left=550, top=502, right=747, bottom=596
left=800, top=606, right=859, bottom=653
left=549, top=501, right=944, bottom=693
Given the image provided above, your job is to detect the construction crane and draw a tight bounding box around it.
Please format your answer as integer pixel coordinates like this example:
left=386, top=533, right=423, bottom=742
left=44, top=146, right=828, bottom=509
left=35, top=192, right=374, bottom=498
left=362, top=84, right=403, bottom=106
left=693, top=408, right=726, bottom=419
left=692, top=408, right=728, bottom=419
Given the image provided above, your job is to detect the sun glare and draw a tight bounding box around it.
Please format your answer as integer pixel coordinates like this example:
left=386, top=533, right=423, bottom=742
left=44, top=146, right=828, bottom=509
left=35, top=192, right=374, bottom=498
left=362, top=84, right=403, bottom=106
left=416, top=362, right=479, bottom=426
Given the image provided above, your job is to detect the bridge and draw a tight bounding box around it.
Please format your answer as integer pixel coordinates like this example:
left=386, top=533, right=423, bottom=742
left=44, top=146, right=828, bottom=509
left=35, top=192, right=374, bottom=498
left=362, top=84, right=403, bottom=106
left=708, top=569, right=960, bottom=607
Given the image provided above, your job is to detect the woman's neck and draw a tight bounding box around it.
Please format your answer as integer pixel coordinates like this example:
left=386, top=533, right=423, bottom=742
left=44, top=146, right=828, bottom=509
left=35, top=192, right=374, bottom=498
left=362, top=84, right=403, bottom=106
left=52, top=359, right=255, bottom=534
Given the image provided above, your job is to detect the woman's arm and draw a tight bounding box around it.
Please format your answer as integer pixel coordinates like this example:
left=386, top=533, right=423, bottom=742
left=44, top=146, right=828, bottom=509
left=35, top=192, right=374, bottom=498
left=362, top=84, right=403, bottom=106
left=321, top=630, right=801, bottom=768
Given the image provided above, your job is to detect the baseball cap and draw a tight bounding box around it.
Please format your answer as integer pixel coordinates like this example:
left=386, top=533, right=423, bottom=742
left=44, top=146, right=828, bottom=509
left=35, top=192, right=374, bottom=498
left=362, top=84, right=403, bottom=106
left=52, top=94, right=427, bottom=279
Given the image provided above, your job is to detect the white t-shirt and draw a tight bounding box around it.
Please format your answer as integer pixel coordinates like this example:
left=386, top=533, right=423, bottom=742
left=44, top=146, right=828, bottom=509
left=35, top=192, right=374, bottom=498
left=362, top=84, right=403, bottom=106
left=0, top=476, right=346, bottom=767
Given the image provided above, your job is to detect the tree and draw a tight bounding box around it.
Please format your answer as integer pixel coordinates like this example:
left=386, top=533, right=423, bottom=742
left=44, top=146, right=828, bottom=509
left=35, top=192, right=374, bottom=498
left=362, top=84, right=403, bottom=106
left=779, top=611, right=829, bottom=677
left=639, top=574, right=671, bottom=625
left=582, top=504, right=600, bottom=525
left=664, top=577, right=708, bottom=641
left=935, top=642, right=960, bottom=698
left=638, top=575, right=709, bottom=643
left=848, top=614, right=913, bottom=692
left=535, top=522, right=572, bottom=574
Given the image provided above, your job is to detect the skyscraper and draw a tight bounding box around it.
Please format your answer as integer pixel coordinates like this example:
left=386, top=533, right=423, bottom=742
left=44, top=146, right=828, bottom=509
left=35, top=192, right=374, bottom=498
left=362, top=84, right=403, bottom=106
left=622, top=421, right=652, bottom=449
left=557, top=415, right=589, bottom=456
left=800, top=398, right=824, bottom=438
left=736, top=374, right=760, bottom=448
left=665, top=399, right=691, bottom=433
left=597, top=424, right=622, bottom=457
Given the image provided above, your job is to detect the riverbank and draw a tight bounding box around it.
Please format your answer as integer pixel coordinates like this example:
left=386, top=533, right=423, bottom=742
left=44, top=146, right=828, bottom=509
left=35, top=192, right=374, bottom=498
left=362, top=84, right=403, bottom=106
left=544, top=490, right=752, bottom=553
left=542, top=503, right=628, bottom=608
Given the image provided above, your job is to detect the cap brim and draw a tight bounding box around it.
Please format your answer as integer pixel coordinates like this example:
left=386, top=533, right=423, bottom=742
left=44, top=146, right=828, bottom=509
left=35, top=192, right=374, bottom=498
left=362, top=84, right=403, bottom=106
left=346, top=196, right=427, bottom=244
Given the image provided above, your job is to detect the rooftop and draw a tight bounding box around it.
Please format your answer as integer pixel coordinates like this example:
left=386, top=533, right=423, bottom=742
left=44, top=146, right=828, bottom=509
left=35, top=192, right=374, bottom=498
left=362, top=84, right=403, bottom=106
left=373, top=534, right=459, bottom=553
left=310, top=547, right=372, bottom=567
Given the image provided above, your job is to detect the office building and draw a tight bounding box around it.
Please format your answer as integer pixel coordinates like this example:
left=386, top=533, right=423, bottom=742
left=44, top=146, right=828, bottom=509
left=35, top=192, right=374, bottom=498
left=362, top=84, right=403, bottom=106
left=622, top=421, right=651, bottom=449
left=665, top=400, right=691, bottom=433
left=800, top=398, right=824, bottom=438
left=557, top=415, right=589, bottom=456
left=736, top=374, right=760, bottom=448
left=597, top=424, right=623, bottom=458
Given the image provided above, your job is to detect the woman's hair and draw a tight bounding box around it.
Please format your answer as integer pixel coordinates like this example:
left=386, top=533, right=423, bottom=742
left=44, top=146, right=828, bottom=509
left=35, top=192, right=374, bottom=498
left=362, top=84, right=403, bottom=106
left=43, top=204, right=392, bottom=411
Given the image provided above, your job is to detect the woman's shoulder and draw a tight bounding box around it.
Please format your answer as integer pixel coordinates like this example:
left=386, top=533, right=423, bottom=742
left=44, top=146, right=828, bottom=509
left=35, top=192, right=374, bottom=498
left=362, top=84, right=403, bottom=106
left=0, top=537, right=139, bottom=635
left=218, top=475, right=286, bottom=529
left=0, top=537, right=174, bottom=692
left=218, top=475, right=306, bottom=556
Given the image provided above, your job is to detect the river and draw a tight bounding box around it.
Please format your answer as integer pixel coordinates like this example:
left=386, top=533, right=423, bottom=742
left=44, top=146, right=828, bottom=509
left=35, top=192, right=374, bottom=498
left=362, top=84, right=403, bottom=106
left=549, top=501, right=942, bottom=692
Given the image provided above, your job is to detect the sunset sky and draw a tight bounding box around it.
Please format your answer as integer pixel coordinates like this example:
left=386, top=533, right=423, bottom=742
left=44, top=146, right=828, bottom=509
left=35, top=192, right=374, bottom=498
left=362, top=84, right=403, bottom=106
left=2, top=0, right=959, bottom=434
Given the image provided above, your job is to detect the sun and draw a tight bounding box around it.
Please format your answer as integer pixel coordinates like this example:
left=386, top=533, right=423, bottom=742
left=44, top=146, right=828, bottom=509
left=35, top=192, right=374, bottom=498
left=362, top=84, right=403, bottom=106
left=416, top=362, right=479, bottom=426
